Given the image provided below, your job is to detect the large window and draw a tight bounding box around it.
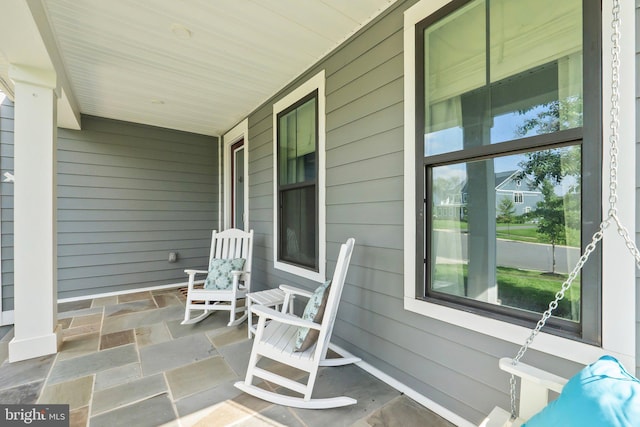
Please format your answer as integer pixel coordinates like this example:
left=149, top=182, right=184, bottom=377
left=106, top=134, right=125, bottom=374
left=414, top=0, right=601, bottom=342
left=277, top=92, right=318, bottom=269
left=273, top=71, right=326, bottom=282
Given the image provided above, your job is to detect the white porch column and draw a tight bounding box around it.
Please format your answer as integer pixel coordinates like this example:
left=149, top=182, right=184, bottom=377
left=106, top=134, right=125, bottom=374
left=8, top=65, right=60, bottom=362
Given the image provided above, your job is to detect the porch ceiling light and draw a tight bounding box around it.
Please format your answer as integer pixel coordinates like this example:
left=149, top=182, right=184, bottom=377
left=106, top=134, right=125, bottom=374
left=170, top=23, right=192, bottom=39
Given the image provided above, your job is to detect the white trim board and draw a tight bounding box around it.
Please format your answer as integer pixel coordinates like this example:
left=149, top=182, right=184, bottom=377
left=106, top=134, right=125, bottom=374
left=218, top=136, right=223, bottom=229
left=402, top=0, right=636, bottom=370
left=57, top=282, right=188, bottom=303
left=329, top=343, right=474, bottom=427
left=223, top=119, right=250, bottom=230
left=272, top=70, right=326, bottom=283
left=0, top=310, right=14, bottom=326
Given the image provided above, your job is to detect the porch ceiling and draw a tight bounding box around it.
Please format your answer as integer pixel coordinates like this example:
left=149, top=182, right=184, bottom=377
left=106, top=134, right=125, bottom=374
left=0, top=0, right=397, bottom=136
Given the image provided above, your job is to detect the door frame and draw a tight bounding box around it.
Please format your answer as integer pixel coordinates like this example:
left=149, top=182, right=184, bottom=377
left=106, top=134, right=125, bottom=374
left=223, top=119, right=249, bottom=230
left=230, top=139, right=245, bottom=229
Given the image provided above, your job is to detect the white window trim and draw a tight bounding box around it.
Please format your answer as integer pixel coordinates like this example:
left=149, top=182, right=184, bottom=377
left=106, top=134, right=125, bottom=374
left=223, top=118, right=249, bottom=230
left=513, top=192, right=524, bottom=204
left=403, top=0, right=635, bottom=370
left=272, top=70, right=326, bottom=283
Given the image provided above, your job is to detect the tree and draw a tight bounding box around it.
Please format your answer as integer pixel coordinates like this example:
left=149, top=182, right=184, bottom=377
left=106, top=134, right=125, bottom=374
left=497, top=197, right=516, bottom=235
left=518, top=147, right=581, bottom=273
left=534, top=180, right=566, bottom=273
left=433, top=176, right=464, bottom=203
left=497, top=197, right=516, bottom=221
left=517, top=147, right=581, bottom=190
left=515, top=95, right=583, bottom=138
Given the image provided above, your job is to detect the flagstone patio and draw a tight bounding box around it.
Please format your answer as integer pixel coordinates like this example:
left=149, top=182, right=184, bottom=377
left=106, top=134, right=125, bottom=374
left=0, top=288, right=455, bottom=427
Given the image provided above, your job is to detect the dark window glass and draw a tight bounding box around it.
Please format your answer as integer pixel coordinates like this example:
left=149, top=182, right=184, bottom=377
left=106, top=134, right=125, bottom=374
left=416, top=0, right=600, bottom=342
left=277, top=92, right=318, bottom=271
left=280, top=186, right=317, bottom=268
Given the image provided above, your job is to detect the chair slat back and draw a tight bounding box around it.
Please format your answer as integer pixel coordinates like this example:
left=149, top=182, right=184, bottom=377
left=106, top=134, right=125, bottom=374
left=209, top=229, right=254, bottom=275
left=315, top=238, right=355, bottom=358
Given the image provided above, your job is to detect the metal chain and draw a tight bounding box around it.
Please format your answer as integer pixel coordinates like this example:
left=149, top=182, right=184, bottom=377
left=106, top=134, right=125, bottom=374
left=608, top=0, right=621, bottom=215
left=509, top=223, right=607, bottom=418
left=509, top=0, right=640, bottom=419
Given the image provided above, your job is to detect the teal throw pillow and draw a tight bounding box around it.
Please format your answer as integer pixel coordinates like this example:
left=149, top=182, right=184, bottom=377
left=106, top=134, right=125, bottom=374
left=203, top=258, right=245, bottom=290
left=524, top=355, right=640, bottom=427
left=294, top=280, right=331, bottom=352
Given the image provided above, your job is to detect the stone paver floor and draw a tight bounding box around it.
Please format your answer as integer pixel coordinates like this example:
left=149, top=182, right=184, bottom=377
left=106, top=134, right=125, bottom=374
left=0, top=288, right=455, bottom=427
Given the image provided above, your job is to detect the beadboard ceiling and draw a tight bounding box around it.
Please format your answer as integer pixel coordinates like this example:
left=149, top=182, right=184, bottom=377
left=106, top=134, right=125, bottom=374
left=0, top=0, right=397, bottom=136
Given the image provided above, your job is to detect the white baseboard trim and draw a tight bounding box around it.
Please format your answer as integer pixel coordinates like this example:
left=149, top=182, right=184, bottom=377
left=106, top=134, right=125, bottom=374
left=9, top=331, right=58, bottom=362
left=2, top=282, right=191, bottom=325
left=0, top=310, right=14, bottom=326
left=329, top=343, right=475, bottom=427
left=57, top=281, right=192, bottom=303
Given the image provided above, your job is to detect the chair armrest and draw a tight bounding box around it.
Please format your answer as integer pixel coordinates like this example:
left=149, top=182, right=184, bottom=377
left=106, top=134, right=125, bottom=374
left=184, top=269, right=207, bottom=275
left=230, top=270, right=250, bottom=277
left=251, top=305, right=321, bottom=330
left=230, top=270, right=250, bottom=293
left=279, top=284, right=313, bottom=299
left=499, top=358, right=567, bottom=394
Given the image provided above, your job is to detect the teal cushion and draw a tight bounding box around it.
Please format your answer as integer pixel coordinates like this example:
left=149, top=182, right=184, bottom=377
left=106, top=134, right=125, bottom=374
left=524, top=355, right=640, bottom=427
left=203, top=258, right=245, bottom=290
left=294, top=280, right=331, bottom=352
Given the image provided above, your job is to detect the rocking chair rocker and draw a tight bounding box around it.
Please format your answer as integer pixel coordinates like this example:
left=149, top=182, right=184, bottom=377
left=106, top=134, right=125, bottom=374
left=234, top=238, right=361, bottom=409
left=181, top=228, right=254, bottom=326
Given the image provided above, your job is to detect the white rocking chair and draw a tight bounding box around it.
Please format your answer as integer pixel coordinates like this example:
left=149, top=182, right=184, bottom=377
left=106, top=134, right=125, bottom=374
left=181, top=228, right=254, bottom=326
left=234, top=238, right=361, bottom=409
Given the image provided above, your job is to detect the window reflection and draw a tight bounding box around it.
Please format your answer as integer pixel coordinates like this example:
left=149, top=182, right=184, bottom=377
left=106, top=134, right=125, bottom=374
left=429, top=147, right=581, bottom=321
left=423, top=0, right=582, bottom=156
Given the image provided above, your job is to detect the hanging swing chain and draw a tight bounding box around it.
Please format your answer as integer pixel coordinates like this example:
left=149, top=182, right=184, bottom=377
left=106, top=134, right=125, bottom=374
left=608, top=0, right=621, bottom=217
left=509, top=0, right=640, bottom=419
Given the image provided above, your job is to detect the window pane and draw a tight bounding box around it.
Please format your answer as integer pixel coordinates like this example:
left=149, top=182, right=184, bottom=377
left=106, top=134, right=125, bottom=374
left=279, top=97, right=316, bottom=185
left=423, top=0, right=485, bottom=156
left=489, top=0, right=582, bottom=143
left=280, top=186, right=316, bottom=269
left=423, top=0, right=582, bottom=156
left=429, top=147, right=581, bottom=322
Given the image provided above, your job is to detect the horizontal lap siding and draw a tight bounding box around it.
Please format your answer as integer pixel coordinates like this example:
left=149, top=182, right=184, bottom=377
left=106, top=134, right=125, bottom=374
left=57, top=116, right=219, bottom=298
left=248, top=105, right=280, bottom=292
left=0, top=98, right=14, bottom=311
left=246, top=0, right=587, bottom=423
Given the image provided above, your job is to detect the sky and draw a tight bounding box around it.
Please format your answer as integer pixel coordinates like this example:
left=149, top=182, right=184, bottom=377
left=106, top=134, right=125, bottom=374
left=426, top=107, right=579, bottom=196
left=424, top=107, right=553, bottom=174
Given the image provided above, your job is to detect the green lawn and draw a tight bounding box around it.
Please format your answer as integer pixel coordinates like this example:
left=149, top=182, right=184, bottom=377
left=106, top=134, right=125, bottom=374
left=433, top=220, right=580, bottom=248
left=495, top=226, right=539, bottom=242
left=433, top=264, right=581, bottom=320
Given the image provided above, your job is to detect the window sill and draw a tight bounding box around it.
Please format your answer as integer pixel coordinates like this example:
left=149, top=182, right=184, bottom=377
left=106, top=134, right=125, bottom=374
left=403, top=296, right=632, bottom=369
left=275, top=260, right=324, bottom=283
